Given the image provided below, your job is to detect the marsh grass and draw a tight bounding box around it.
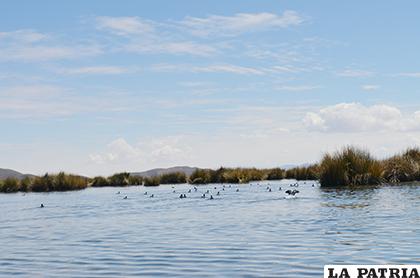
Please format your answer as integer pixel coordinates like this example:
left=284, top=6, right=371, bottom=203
left=382, top=147, right=420, bottom=183
left=159, top=172, right=187, bottom=184
left=0, top=177, right=20, bottom=193
left=319, top=147, right=382, bottom=187
left=143, top=176, right=160, bottom=187
left=2, top=146, right=419, bottom=192
left=31, top=173, right=88, bottom=192
left=319, top=146, right=420, bottom=187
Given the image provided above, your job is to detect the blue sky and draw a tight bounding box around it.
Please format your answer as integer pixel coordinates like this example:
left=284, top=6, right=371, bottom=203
left=1, top=1, right=420, bottom=176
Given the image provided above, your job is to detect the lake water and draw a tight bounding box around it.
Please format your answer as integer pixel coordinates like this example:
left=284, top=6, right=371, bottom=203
left=0, top=180, right=419, bottom=277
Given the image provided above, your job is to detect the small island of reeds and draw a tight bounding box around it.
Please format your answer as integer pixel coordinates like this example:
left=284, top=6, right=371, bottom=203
left=1, top=146, right=419, bottom=193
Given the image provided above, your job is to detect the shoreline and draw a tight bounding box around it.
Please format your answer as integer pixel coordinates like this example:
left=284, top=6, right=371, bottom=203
left=1, top=146, right=419, bottom=193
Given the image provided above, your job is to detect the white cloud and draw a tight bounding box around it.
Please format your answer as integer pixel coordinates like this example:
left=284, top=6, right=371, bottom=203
left=59, top=66, right=130, bottom=75
left=152, top=63, right=264, bottom=75
left=0, top=85, right=140, bottom=118
left=180, top=11, right=304, bottom=37
left=193, top=64, right=264, bottom=75
left=125, top=41, right=217, bottom=56
left=0, top=29, right=102, bottom=62
left=337, top=69, right=374, bottom=77
left=96, top=16, right=154, bottom=35
left=275, top=85, right=320, bottom=91
left=89, top=136, right=191, bottom=169
left=303, top=103, right=420, bottom=132
left=0, top=29, right=48, bottom=42
left=270, top=65, right=306, bottom=73
left=362, top=84, right=379, bottom=91
left=395, top=72, right=420, bottom=78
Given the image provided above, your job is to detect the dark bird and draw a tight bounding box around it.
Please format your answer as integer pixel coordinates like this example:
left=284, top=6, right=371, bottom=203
left=123, top=196, right=128, bottom=199
left=188, top=189, right=191, bottom=193
left=210, top=195, right=214, bottom=200
left=269, top=188, right=272, bottom=192
left=150, top=194, right=154, bottom=198
left=236, top=189, right=239, bottom=192
left=206, top=190, right=210, bottom=193
left=278, top=187, right=282, bottom=191
left=217, top=191, right=220, bottom=195
left=116, top=191, right=120, bottom=195
left=201, top=194, right=206, bottom=198
left=40, top=204, right=44, bottom=208
left=285, top=189, right=299, bottom=196
left=144, top=192, right=148, bottom=195
left=183, top=194, right=187, bottom=198
left=179, top=194, right=184, bottom=199
left=194, top=187, right=198, bottom=191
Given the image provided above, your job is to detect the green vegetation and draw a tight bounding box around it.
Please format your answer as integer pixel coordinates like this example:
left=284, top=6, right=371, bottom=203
left=266, top=168, right=285, bottom=180
left=90, top=174, right=142, bottom=187
left=1, top=146, right=419, bottom=192
left=159, top=172, right=187, bottom=184
left=382, top=148, right=420, bottom=183
left=143, top=176, right=160, bottom=187
left=319, top=147, right=382, bottom=187
left=285, top=165, right=319, bottom=180
left=108, top=172, right=130, bottom=186
left=128, top=175, right=143, bottom=185
left=91, top=176, right=110, bottom=187
left=188, top=167, right=304, bottom=184
left=319, top=146, right=420, bottom=187
left=0, top=172, right=88, bottom=193
left=0, top=177, right=20, bottom=193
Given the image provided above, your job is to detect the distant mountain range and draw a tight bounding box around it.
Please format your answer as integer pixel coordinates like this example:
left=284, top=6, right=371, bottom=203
left=131, top=166, right=198, bottom=178
left=0, top=168, right=34, bottom=180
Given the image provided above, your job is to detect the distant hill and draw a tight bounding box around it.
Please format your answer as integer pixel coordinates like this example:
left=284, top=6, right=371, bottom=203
left=0, top=168, right=34, bottom=180
left=131, top=166, right=198, bottom=178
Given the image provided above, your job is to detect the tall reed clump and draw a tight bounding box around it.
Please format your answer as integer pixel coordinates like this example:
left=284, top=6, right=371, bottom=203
left=143, top=176, right=160, bottom=186
left=159, top=172, right=187, bottom=184
left=319, top=146, right=383, bottom=187
left=285, top=164, right=319, bottom=180
left=31, top=172, right=88, bottom=192
left=90, top=174, right=142, bottom=187
left=0, top=177, right=20, bottom=193
left=382, top=147, right=420, bottom=183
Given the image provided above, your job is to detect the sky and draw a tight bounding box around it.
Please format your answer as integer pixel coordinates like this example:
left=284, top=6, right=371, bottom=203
left=1, top=1, right=420, bottom=176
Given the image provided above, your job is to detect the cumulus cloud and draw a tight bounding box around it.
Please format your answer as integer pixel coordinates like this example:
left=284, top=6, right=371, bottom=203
left=303, top=103, right=420, bottom=132
left=180, top=11, right=304, bottom=37
left=89, top=137, right=191, bottom=166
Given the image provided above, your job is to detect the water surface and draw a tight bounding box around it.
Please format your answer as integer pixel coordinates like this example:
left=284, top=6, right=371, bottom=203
left=1, top=180, right=419, bottom=277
